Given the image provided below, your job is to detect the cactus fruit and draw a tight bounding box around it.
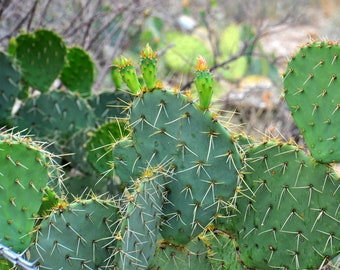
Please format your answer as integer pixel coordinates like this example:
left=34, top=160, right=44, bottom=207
left=283, top=41, right=340, bottom=163
left=12, top=29, right=66, bottom=92
left=119, top=56, right=141, bottom=94
left=60, top=47, right=94, bottom=97
left=28, top=197, right=119, bottom=270
left=233, top=140, right=340, bottom=269
left=0, top=129, right=50, bottom=252
left=194, top=55, right=214, bottom=110
left=0, top=51, right=21, bottom=126
left=140, top=44, right=158, bottom=90
left=14, top=89, right=95, bottom=142
left=111, top=58, right=123, bottom=89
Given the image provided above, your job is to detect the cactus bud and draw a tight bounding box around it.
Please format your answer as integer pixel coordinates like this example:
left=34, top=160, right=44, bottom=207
left=140, top=43, right=158, bottom=90
left=194, top=55, right=214, bottom=110
left=119, top=55, right=141, bottom=94
left=111, top=58, right=123, bottom=89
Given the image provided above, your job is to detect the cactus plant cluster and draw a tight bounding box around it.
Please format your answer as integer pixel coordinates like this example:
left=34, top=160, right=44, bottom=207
left=0, top=28, right=339, bottom=270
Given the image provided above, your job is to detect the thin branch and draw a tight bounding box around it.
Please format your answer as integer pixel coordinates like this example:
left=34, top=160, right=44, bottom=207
left=0, top=0, right=11, bottom=20
left=37, top=0, right=53, bottom=28
left=26, top=0, right=39, bottom=32
left=62, top=0, right=92, bottom=36
left=0, top=1, right=38, bottom=42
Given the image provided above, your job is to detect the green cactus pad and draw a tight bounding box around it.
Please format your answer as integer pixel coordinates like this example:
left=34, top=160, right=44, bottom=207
left=201, top=231, right=243, bottom=270
left=0, top=131, right=49, bottom=252
left=29, top=198, right=119, bottom=270
left=112, top=138, right=143, bottom=189
left=14, top=89, right=95, bottom=142
left=60, top=47, right=94, bottom=97
left=118, top=167, right=166, bottom=269
left=234, top=141, right=340, bottom=269
left=13, top=29, right=66, bottom=92
left=129, top=89, right=242, bottom=245
left=0, top=51, right=21, bottom=126
left=283, top=41, right=340, bottom=163
left=149, top=237, right=211, bottom=269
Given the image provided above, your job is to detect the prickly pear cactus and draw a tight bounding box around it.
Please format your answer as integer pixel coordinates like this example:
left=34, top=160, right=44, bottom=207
left=233, top=140, right=340, bottom=269
left=60, top=46, right=94, bottom=97
left=113, top=50, right=242, bottom=247
left=0, top=130, right=50, bottom=252
left=0, top=51, right=21, bottom=126
left=283, top=41, right=340, bottom=163
left=12, top=29, right=66, bottom=92
left=28, top=197, right=119, bottom=270
left=129, top=88, right=242, bottom=245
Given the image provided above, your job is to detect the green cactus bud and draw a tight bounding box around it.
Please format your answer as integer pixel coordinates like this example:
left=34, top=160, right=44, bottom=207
left=119, top=56, right=141, bottom=94
left=140, top=43, right=158, bottom=90
left=111, top=58, right=123, bottom=89
left=194, top=55, right=214, bottom=110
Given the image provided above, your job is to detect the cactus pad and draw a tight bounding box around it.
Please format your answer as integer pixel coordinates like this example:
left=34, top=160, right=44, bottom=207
left=129, top=89, right=242, bottom=245
left=0, top=130, right=49, bottom=252
left=13, top=29, right=66, bottom=92
left=283, top=41, right=340, bottom=163
left=29, top=198, right=119, bottom=270
left=0, top=51, right=21, bottom=125
left=60, top=47, right=94, bottom=97
left=234, top=141, right=340, bottom=269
